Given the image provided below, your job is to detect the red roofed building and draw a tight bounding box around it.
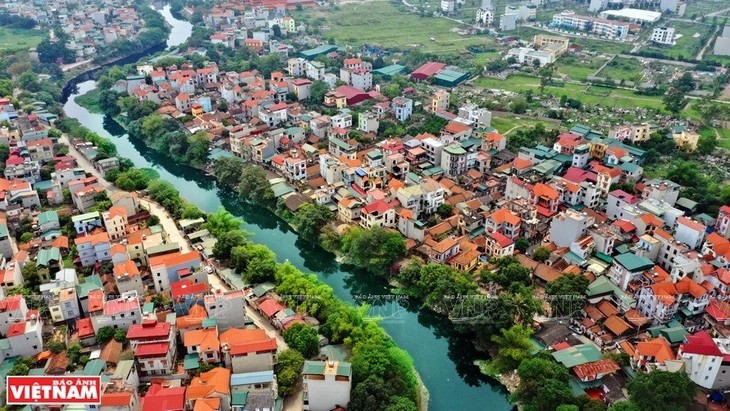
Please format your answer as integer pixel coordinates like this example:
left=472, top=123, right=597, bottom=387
left=411, top=61, right=446, bottom=81
left=76, top=317, right=95, bottom=346
left=632, top=337, right=675, bottom=372
left=485, top=232, right=515, bottom=258
left=90, top=292, right=142, bottom=334
left=114, top=260, right=145, bottom=297
left=220, top=328, right=278, bottom=373
left=361, top=200, right=397, bottom=229
left=150, top=251, right=203, bottom=293
left=257, top=298, right=285, bottom=319
left=332, top=85, right=371, bottom=106
left=485, top=208, right=521, bottom=239
left=530, top=183, right=560, bottom=217
left=171, top=279, right=209, bottom=316
left=636, top=277, right=709, bottom=325
left=0, top=294, right=28, bottom=336
left=679, top=330, right=730, bottom=389
left=572, top=359, right=620, bottom=382
left=142, top=384, right=186, bottom=411
left=715, top=205, right=730, bottom=239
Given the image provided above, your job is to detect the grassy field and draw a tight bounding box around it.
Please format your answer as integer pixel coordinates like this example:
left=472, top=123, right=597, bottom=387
left=0, top=27, right=44, bottom=51
left=554, top=55, right=607, bottom=81
left=491, top=115, right=558, bottom=134
left=475, top=75, right=666, bottom=110
left=597, top=57, right=644, bottom=82
left=472, top=51, right=503, bottom=65
left=642, top=21, right=714, bottom=60
left=295, top=0, right=493, bottom=53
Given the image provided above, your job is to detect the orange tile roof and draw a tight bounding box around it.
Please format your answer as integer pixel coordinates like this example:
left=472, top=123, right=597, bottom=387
left=604, top=315, right=632, bottom=336
left=186, top=368, right=231, bottom=400
left=677, top=216, right=705, bottom=232
left=636, top=337, right=674, bottom=364
left=489, top=208, right=520, bottom=226
left=572, top=359, right=620, bottom=379
left=177, top=304, right=208, bottom=329
left=532, top=183, right=559, bottom=201
left=74, top=232, right=110, bottom=246
left=512, top=158, right=532, bottom=170
left=107, top=206, right=127, bottom=220
left=149, top=251, right=201, bottom=268
left=113, top=260, right=140, bottom=278
left=184, top=327, right=219, bottom=352
left=102, top=392, right=133, bottom=407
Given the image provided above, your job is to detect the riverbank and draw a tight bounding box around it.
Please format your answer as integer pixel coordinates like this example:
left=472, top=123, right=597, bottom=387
left=60, top=5, right=514, bottom=408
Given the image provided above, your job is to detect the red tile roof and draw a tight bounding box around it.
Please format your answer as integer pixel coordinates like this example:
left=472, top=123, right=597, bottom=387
left=258, top=298, right=285, bottom=317
left=0, top=295, right=23, bottom=312
left=412, top=61, right=446, bottom=80
left=104, top=296, right=140, bottom=316
left=572, top=359, right=620, bottom=379
left=135, top=341, right=170, bottom=357
left=102, top=392, right=133, bottom=407
left=127, top=321, right=171, bottom=340
left=76, top=317, right=94, bottom=338
left=636, top=337, right=674, bottom=364
left=228, top=338, right=278, bottom=355
left=142, top=384, right=186, bottom=411
left=171, top=279, right=209, bottom=299
left=682, top=330, right=722, bottom=356
left=7, top=321, right=25, bottom=337
left=677, top=216, right=705, bottom=232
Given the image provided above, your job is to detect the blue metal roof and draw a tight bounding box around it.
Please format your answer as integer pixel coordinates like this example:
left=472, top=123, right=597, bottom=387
left=231, top=370, right=275, bottom=386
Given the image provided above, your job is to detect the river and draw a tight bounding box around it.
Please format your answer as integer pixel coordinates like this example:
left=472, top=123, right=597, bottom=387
left=62, top=5, right=512, bottom=410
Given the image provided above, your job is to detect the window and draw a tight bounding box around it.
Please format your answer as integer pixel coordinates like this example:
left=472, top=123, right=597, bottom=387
left=33, top=345, right=37, bottom=350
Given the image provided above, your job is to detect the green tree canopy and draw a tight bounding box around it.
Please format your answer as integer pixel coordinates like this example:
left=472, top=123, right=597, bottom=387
left=283, top=323, right=320, bottom=358
left=341, top=227, right=406, bottom=276
left=294, top=203, right=334, bottom=242
left=239, top=166, right=274, bottom=204
left=625, top=370, right=698, bottom=411
left=275, top=349, right=304, bottom=396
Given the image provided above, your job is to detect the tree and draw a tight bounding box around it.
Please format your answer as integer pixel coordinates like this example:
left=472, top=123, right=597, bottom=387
left=147, top=180, right=183, bottom=216
left=545, top=274, right=589, bottom=317
left=238, top=166, right=274, bottom=204
left=513, top=357, right=573, bottom=411
left=294, top=204, right=334, bottom=242
left=212, top=229, right=250, bottom=261
left=114, top=329, right=128, bottom=343
left=271, top=24, right=282, bottom=37
left=19, top=232, right=34, bottom=243
left=515, top=238, right=530, bottom=253
left=625, top=370, right=698, bottom=411
left=697, top=132, right=718, bottom=155
left=213, top=156, right=245, bottom=190
left=283, top=323, right=320, bottom=358
left=47, top=340, right=65, bottom=354
left=96, top=326, right=116, bottom=344
left=181, top=203, right=204, bottom=220
left=8, top=357, right=33, bottom=376
left=308, top=80, right=330, bottom=103
left=18, top=72, right=40, bottom=92
left=21, top=262, right=40, bottom=290
left=489, top=325, right=533, bottom=373
left=204, top=208, right=243, bottom=238
left=533, top=246, right=551, bottom=262
left=231, top=243, right=277, bottom=283
left=663, top=87, right=687, bottom=116
left=436, top=203, right=453, bottom=218
left=608, top=402, right=641, bottom=411
left=341, top=227, right=406, bottom=276
left=275, top=349, right=304, bottom=396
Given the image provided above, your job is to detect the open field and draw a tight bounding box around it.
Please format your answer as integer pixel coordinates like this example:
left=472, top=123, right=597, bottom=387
left=475, top=75, right=666, bottom=110
left=295, top=0, right=494, bottom=53
left=554, top=55, right=608, bottom=81
left=74, top=88, right=103, bottom=114
left=597, top=57, right=644, bottom=82
left=510, top=27, right=634, bottom=55
left=683, top=0, right=730, bottom=18
left=642, top=21, right=714, bottom=60
left=491, top=114, right=557, bottom=134
left=0, top=27, right=44, bottom=51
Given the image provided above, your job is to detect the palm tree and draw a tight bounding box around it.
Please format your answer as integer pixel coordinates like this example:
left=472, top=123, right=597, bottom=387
left=502, top=287, right=542, bottom=324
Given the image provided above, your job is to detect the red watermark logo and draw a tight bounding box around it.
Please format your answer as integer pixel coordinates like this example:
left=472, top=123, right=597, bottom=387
left=6, top=376, right=101, bottom=405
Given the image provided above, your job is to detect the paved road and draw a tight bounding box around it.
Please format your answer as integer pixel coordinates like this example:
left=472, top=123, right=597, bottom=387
left=60, top=134, right=190, bottom=252
left=697, top=24, right=721, bottom=61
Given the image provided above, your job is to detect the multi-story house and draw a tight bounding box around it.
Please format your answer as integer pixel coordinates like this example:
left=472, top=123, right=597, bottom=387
left=642, top=179, right=680, bottom=206
left=530, top=183, right=560, bottom=218
left=391, top=97, right=413, bottom=122
left=302, top=360, right=352, bottom=411
left=25, top=138, right=54, bottom=162
left=440, top=144, right=467, bottom=177
left=75, top=232, right=112, bottom=267
left=3, top=316, right=43, bottom=358
left=632, top=337, right=675, bottom=372
left=204, top=289, right=247, bottom=331
left=679, top=331, right=730, bottom=390
left=606, top=189, right=640, bottom=220
left=114, top=260, right=145, bottom=298
left=184, top=324, right=220, bottom=364
left=0, top=295, right=27, bottom=336
left=429, top=90, right=450, bottom=113
left=103, top=206, right=129, bottom=241
left=220, top=328, right=278, bottom=373
left=90, top=292, right=143, bottom=333
left=360, top=200, right=397, bottom=229
left=674, top=217, right=706, bottom=250
left=715, top=205, right=730, bottom=239
left=186, top=367, right=232, bottom=411
left=337, top=197, right=363, bottom=223
left=284, top=156, right=307, bottom=182
left=127, top=320, right=177, bottom=377
left=150, top=251, right=203, bottom=293
left=552, top=11, right=629, bottom=40
left=549, top=209, right=592, bottom=248
left=609, top=252, right=656, bottom=290
left=485, top=208, right=521, bottom=240
left=636, top=277, right=709, bottom=325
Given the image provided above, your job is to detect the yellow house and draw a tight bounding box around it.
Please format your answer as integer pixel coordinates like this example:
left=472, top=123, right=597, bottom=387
left=669, top=126, right=699, bottom=151
left=324, top=91, right=347, bottom=109
left=191, top=103, right=204, bottom=117
left=282, top=16, right=296, bottom=33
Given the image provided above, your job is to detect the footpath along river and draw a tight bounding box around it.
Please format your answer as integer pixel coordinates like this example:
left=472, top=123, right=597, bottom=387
left=61, top=4, right=513, bottom=410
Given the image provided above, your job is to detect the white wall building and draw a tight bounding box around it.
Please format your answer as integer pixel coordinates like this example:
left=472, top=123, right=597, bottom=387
left=303, top=361, right=352, bottom=411
left=651, top=27, right=676, bottom=45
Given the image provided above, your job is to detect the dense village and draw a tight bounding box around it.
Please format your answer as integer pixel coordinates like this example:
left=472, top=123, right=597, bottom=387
left=0, top=0, right=729, bottom=409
